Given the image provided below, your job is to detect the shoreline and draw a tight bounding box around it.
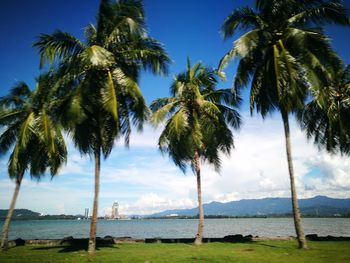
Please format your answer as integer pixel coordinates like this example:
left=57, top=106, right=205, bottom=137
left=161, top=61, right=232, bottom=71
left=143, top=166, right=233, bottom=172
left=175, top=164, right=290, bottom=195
left=2, top=216, right=350, bottom=221
left=7, top=234, right=350, bottom=248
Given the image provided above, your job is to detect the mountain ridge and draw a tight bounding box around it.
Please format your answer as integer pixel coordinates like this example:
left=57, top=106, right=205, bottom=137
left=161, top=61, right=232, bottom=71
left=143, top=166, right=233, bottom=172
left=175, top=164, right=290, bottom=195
left=150, top=195, right=350, bottom=217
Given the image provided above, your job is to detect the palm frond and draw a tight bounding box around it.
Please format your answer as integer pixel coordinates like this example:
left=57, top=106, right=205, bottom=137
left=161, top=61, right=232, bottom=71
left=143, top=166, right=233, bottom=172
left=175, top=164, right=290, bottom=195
left=85, top=23, right=97, bottom=45
left=80, top=45, right=114, bottom=69
left=32, top=0, right=166, bottom=164
left=101, top=70, right=118, bottom=121
left=151, top=99, right=179, bottom=125
left=152, top=60, right=240, bottom=173
left=115, top=37, right=170, bottom=75
left=221, top=7, right=264, bottom=39
left=288, top=0, right=350, bottom=26
left=167, top=108, right=189, bottom=140
left=0, top=82, right=31, bottom=108
left=34, top=30, right=84, bottom=68
left=0, top=121, right=21, bottom=154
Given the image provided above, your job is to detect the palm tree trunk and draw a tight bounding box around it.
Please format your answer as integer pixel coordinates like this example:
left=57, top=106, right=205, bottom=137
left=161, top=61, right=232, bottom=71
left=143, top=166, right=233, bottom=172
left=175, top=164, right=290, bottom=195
left=281, top=110, right=307, bottom=249
left=88, top=148, right=101, bottom=254
left=1, top=173, right=24, bottom=251
left=194, top=150, right=204, bottom=245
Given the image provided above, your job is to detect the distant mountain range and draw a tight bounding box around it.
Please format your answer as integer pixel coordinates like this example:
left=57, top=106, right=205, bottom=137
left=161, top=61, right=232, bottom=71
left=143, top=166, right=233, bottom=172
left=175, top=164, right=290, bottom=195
left=1, top=196, right=349, bottom=220
left=150, top=196, right=350, bottom=217
left=0, top=209, right=79, bottom=220
left=0, top=209, right=40, bottom=219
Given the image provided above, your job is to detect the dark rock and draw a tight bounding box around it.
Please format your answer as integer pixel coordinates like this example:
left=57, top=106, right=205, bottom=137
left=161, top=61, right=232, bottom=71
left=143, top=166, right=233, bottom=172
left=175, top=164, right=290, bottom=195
left=223, top=234, right=245, bottom=242
left=114, top=237, right=145, bottom=243
left=305, top=235, right=350, bottom=241
left=245, top=235, right=253, bottom=240
left=145, top=238, right=162, bottom=243
left=61, top=236, right=74, bottom=241
left=60, top=236, right=74, bottom=244
left=15, top=238, right=25, bottom=246
left=146, top=235, right=254, bottom=244
left=306, top=234, right=318, bottom=241
left=98, top=237, right=115, bottom=245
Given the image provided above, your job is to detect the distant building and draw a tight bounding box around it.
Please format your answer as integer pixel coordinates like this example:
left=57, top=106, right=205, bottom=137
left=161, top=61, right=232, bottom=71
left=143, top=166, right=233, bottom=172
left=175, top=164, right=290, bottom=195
left=84, top=208, right=89, bottom=219
left=111, top=202, right=119, bottom=219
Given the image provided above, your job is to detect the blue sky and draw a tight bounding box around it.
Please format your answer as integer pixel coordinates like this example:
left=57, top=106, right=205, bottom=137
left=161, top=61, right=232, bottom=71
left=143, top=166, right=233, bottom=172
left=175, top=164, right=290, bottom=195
left=0, top=0, right=350, bottom=216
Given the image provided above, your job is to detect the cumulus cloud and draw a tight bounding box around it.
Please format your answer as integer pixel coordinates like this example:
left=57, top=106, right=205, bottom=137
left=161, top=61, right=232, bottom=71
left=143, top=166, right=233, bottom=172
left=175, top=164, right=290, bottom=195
left=214, top=192, right=240, bottom=203
left=116, top=193, right=195, bottom=215
left=303, top=154, right=350, bottom=195
left=125, top=125, right=161, bottom=148
left=1, top=114, right=350, bottom=215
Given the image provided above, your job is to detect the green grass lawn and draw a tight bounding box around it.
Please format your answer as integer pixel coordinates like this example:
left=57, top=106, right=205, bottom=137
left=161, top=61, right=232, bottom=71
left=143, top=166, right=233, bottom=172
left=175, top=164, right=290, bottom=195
left=0, top=241, right=349, bottom=263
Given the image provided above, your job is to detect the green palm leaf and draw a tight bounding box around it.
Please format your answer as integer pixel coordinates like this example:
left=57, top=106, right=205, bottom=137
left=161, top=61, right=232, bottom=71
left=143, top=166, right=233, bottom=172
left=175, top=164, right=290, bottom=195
left=220, top=0, right=349, bottom=249
left=151, top=59, right=241, bottom=245
left=33, top=0, right=169, bottom=254
left=34, top=30, right=84, bottom=68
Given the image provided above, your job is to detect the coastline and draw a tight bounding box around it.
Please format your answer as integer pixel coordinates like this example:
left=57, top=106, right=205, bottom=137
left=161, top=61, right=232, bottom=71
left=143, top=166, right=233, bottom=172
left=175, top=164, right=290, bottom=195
left=6, top=234, right=350, bottom=248
left=2, top=218, right=350, bottom=240
left=1, top=215, right=350, bottom=221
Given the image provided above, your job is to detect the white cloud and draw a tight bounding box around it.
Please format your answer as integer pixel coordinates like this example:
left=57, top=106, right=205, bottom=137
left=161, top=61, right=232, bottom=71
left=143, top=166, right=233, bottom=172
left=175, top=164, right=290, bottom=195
left=115, top=125, right=161, bottom=148
left=118, top=193, right=195, bottom=215
left=99, top=114, right=350, bottom=214
left=304, top=154, right=350, bottom=192
left=214, top=192, right=240, bottom=203
left=1, top=114, right=350, bottom=215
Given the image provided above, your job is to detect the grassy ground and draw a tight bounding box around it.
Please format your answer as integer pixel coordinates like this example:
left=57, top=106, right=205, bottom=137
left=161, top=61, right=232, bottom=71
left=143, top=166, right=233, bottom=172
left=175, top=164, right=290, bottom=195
left=0, top=241, right=349, bottom=263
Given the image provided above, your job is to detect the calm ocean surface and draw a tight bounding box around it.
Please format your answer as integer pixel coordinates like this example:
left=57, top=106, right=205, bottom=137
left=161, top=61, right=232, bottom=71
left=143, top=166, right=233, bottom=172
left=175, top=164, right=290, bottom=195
left=1, top=218, right=349, bottom=240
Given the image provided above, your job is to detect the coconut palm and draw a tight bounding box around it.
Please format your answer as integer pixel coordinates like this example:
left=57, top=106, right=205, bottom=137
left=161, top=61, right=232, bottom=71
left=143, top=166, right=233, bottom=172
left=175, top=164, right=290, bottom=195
left=0, top=74, right=67, bottom=251
left=219, top=0, right=349, bottom=248
left=298, top=64, right=350, bottom=154
left=151, top=59, right=241, bottom=245
left=34, top=0, right=169, bottom=254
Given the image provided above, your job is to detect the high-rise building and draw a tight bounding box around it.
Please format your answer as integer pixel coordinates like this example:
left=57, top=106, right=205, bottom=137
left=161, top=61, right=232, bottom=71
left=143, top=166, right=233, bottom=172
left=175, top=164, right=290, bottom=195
left=84, top=208, right=89, bottom=219
left=111, top=202, right=119, bottom=219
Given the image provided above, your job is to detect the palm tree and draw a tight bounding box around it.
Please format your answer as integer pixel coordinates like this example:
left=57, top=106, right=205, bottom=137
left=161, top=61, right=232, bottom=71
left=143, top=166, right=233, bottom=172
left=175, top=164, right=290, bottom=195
left=219, top=0, right=349, bottom=248
left=34, top=0, right=169, bottom=254
left=0, top=74, right=67, bottom=251
left=151, top=59, right=241, bottom=245
left=298, top=64, right=350, bottom=154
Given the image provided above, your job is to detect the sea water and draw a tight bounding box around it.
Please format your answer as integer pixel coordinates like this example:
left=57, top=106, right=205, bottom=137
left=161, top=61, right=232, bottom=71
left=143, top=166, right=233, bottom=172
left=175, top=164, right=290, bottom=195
left=1, top=218, right=349, bottom=240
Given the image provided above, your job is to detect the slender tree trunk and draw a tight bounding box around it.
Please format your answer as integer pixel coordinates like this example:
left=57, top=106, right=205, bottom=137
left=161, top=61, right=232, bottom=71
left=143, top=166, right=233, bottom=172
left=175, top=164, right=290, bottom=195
left=194, top=150, right=204, bottom=245
left=281, top=110, right=307, bottom=249
left=88, top=148, right=101, bottom=254
left=1, top=173, right=24, bottom=251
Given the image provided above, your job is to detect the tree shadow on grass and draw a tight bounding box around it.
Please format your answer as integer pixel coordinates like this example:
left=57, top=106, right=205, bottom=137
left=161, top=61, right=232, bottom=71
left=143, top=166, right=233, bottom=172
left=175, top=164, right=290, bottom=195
left=31, top=239, right=118, bottom=253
